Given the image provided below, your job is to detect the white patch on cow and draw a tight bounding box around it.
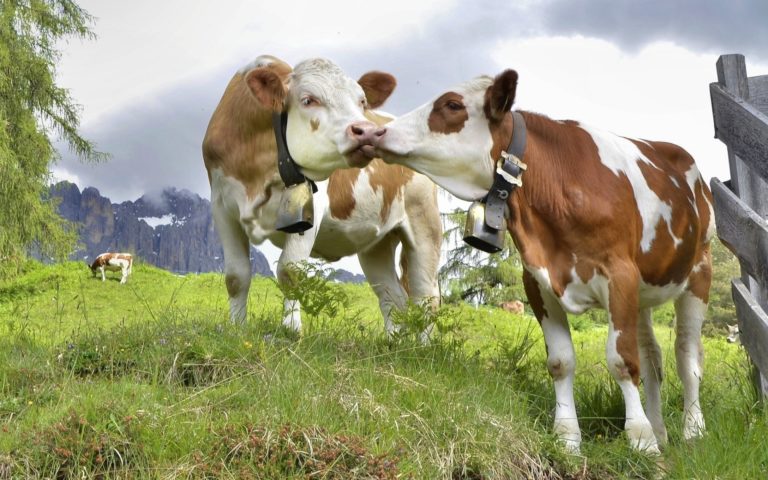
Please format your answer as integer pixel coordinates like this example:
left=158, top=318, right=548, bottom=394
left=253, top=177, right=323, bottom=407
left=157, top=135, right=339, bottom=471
left=580, top=124, right=677, bottom=253
left=376, top=77, right=496, bottom=201
left=560, top=268, right=609, bottom=314
left=530, top=265, right=609, bottom=315
left=669, top=176, right=680, bottom=188
left=639, top=280, right=687, bottom=308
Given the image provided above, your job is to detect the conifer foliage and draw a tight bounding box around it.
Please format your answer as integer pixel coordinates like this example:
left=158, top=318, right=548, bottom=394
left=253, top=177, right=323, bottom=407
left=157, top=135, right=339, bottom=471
left=0, top=0, right=104, bottom=277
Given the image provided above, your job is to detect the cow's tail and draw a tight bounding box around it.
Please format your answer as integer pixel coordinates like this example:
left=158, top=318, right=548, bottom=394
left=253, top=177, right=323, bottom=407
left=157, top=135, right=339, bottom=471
left=398, top=247, right=410, bottom=296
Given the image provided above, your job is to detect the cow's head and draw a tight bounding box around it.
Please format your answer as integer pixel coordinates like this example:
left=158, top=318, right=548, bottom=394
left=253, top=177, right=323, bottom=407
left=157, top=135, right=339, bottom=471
left=375, top=70, right=519, bottom=201
left=244, top=57, right=396, bottom=180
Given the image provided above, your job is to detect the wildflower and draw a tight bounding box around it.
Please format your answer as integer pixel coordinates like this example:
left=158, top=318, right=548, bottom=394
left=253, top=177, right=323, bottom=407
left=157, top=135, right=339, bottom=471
left=243, top=341, right=253, bottom=349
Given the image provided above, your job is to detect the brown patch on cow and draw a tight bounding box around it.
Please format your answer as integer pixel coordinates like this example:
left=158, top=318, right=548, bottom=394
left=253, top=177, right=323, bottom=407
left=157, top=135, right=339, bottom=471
left=399, top=251, right=410, bottom=296
left=633, top=142, right=704, bottom=287
left=310, top=118, right=320, bottom=132
left=203, top=59, right=293, bottom=199
left=688, top=245, right=712, bottom=303
left=327, top=159, right=412, bottom=222
left=245, top=67, right=287, bottom=112
left=574, top=259, right=596, bottom=284
left=488, top=110, right=514, bottom=165
left=368, top=160, right=413, bottom=222
left=484, top=69, right=518, bottom=122
left=522, top=270, right=548, bottom=323
left=608, top=267, right=642, bottom=385
left=328, top=168, right=361, bottom=220
left=428, top=92, right=469, bottom=134
left=358, top=71, right=397, bottom=109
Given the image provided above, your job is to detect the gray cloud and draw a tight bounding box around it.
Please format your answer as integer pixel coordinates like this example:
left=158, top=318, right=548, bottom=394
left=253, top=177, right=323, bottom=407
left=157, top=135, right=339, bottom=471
left=536, top=0, right=768, bottom=64
left=56, top=0, right=766, bottom=201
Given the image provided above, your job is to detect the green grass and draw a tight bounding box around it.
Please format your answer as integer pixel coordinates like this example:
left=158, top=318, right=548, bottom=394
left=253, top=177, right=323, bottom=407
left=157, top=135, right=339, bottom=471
left=0, top=261, right=766, bottom=479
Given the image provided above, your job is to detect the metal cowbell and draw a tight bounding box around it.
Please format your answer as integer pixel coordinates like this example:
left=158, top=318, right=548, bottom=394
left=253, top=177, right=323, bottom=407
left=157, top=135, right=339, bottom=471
left=275, top=181, right=315, bottom=233
left=463, top=201, right=505, bottom=253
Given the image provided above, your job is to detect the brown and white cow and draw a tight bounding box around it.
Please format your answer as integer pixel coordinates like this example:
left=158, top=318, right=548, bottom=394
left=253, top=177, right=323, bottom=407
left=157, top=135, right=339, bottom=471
left=499, top=300, right=525, bottom=315
left=375, top=70, right=714, bottom=453
left=202, top=56, right=441, bottom=338
left=89, top=252, right=133, bottom=284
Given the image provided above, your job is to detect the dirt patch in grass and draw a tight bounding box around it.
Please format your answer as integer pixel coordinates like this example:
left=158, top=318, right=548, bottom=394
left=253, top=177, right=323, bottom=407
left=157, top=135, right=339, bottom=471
left=191, top=424, right=403, bottom=479
left=16, top=410, right=145, bottom=479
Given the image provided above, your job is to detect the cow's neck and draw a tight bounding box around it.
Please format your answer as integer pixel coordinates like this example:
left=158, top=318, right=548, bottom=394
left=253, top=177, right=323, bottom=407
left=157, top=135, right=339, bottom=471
left=504, top=111, right=585, bottom=270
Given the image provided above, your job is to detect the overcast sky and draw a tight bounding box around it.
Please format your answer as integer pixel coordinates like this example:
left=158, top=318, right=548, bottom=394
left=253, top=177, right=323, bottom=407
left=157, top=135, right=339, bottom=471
left=51, top=0, right=768, bottom=273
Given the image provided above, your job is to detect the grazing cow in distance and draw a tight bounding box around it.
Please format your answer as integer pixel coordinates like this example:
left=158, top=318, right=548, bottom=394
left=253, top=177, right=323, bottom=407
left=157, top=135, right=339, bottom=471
left=374, top=69, right=714, bottom=454
left=726, top=324, right=740, bottom=344
left=499, top=300, right=525, bottom=315
left=202, top=55, right=441, bottom=338
left=89, top=253, right=133, bottom=284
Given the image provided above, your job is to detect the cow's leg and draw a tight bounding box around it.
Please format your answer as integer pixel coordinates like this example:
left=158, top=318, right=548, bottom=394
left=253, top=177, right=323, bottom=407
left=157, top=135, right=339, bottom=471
left=212, top=202, right=251, bottom=324
left=674, top=290, right=707, bottom=440
left=120, top=263, right=129, bottom=284
left=523, top=270, right=581, bottom=452
left=399, top=208, right=441, bottom=343
left=605, top=266, right=658, bottom=454
left=100, top=266, right=106, bottom=282
left=358, top=233, right=407, bottom=337
left=276, top=227, right=319, bottom=332
left=638, top=307, right=667, bottom=446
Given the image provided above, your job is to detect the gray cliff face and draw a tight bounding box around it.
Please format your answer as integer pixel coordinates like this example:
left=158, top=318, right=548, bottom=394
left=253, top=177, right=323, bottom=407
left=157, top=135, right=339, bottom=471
left=50, top=181, right=273, bottom=276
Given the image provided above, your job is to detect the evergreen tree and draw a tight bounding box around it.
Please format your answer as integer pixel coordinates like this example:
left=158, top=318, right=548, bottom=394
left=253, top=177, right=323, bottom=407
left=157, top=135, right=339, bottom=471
left=0, top=0, right=104, bottom=278
left=440, top=208, right=525, bottom=306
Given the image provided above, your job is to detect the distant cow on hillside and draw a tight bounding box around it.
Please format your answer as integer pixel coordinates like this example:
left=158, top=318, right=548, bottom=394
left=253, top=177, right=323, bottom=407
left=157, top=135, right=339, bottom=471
left=499, top=300, right=525, bottom=315
left=89, top=253, right=133, bottom=284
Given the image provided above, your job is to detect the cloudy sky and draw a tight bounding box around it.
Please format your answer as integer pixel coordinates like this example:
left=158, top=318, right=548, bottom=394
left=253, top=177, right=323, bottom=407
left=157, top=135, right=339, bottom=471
left=52, top=0, right=768, bottom=272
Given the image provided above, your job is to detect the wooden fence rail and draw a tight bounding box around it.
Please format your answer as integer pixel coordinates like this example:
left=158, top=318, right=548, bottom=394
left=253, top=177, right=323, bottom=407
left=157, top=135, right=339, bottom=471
left=710, top=54, right=768, bottom=398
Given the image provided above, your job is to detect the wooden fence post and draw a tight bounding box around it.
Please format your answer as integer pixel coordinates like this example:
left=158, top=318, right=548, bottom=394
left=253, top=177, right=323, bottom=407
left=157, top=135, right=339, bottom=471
left=714, top=54, right=768, bottom=398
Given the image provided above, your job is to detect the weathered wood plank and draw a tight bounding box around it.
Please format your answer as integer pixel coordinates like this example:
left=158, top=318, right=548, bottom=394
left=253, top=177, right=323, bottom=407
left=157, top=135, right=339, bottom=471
left=732, top=279, right=768, bottom=392
left=709, top=83, right=768, bottom=180
left=710, top=178, right=768, bottom=289
left=716, top=55, right=749, bottom=99
left=710, top=84, right=768, bottom=183
left=748, top=75, right=768, bottom=115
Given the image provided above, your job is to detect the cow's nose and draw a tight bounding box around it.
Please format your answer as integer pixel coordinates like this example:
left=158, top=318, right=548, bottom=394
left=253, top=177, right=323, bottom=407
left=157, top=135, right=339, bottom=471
left=347, top=122, right=386, bottom=145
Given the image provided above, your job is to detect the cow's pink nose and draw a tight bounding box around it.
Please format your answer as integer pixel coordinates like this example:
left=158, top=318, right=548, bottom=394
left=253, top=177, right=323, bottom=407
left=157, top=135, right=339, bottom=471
left=347, top=122, right=386, bottom=145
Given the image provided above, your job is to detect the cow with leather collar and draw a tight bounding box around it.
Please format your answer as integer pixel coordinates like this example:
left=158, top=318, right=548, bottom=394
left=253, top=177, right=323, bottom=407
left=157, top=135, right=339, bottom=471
left=374, top=69, right=714, bottom=454
left=203, top=56, right=441, bottom=338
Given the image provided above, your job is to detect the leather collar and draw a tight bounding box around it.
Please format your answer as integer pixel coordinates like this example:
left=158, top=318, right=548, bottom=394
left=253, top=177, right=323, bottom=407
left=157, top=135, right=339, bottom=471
left=272, top=111, right=318, bottom=192
left=482, top=111, right=527, bottom=231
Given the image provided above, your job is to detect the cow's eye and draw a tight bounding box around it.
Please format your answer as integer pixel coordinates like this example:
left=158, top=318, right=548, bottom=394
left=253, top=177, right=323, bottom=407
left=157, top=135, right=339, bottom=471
left=446, top=100, right=464, bottom=111
left=300, top=96, right=319, bottom=107
left=360, top=98, right=368, bottom=108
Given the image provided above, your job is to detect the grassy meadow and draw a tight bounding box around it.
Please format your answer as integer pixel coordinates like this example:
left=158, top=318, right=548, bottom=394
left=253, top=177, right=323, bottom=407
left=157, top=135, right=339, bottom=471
left=0, top=261, right=766, bottom=479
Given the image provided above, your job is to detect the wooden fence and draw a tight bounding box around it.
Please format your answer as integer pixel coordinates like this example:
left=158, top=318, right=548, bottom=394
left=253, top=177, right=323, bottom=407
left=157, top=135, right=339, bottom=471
left=710, top=53, right=768, bottom=398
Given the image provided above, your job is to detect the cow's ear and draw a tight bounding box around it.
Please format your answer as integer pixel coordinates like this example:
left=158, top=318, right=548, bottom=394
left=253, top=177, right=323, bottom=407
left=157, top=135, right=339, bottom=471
left=245, top=67, right=287, bottom=112
left=358, top=71, right=397, bottom=109
left=486, top=69, right=518, bottom=122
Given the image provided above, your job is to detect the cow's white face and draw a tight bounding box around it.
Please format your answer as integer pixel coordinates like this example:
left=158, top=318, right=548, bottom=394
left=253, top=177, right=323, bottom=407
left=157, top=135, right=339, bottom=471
left=245, top=57, right=396, bottom=181
left=376, top=71, right=519, bottom=201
